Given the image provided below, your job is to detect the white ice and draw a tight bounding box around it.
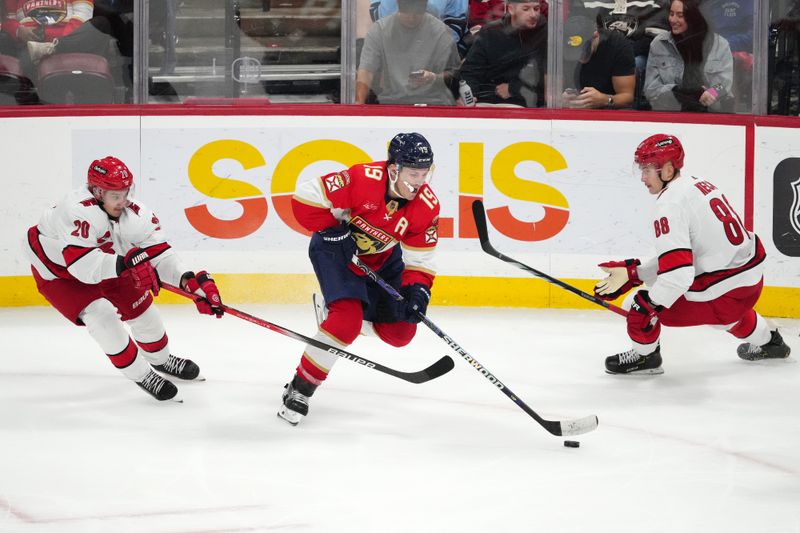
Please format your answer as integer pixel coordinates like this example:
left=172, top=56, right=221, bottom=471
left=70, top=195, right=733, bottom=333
left=1, top=303, right=799, bottom=533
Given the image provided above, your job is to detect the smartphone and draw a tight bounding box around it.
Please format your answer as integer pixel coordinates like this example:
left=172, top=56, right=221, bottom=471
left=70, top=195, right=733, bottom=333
left=409, top=70, right=425, bottom=79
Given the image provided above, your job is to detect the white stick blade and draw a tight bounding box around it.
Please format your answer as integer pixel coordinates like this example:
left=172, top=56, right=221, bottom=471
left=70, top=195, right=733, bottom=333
left=560, top=415, right=599, bottom=436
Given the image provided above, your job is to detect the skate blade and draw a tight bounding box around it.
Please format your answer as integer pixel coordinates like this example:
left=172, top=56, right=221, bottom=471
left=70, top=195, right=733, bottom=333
left=277, top=406, right=303, bottom=426
left=606, top=367, right=664, bottom=375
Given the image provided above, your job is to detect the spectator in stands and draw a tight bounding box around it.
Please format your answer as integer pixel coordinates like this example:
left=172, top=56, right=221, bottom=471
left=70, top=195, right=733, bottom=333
left=570, top=0, right=670, bottom=110
left=701, top=0, right=753, bottom=108
left=371, top=0, right=469, bottom=56
left=461, top=0, right=547, bottom=107
left=468, top=0, right=505, bottom=31
left=357, top=0, right=460, bottom=105
left=1, top=3, right=18, bottom=55
left=5, top=0, right=112, bottom=79
left=644, top=0, right=733, bottom=112
left=767, top=0, right=800, bottom=114
left=562, top=14, right=636, bottom=109
left=459, top=0, right=547, bottom=107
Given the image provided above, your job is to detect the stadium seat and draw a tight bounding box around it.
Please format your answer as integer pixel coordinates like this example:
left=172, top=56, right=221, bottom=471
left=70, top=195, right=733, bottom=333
left=0, top=54, right=36, bottom=105
left=37, top=53, right=114, bottom=105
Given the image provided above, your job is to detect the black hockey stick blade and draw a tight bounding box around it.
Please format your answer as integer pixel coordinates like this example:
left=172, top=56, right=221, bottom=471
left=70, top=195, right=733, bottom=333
left=471, top=200, right=627, bottom=317
left=160, top=282, right=454, bottom=384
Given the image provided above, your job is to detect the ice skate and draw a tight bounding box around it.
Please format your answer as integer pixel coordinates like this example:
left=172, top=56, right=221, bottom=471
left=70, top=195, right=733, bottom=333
left=737, top=330, right=791, bottom=361
left=312, top=293, right=328, bottom=328
left=136, top=369, right=180, bottom=401
left=277, top=374, right=318, bottom=426
left=605, top=347, right=664, bottom=375
left=27, top=40, right=57, bottom=64
left=154, top=354, right=203, bottom=380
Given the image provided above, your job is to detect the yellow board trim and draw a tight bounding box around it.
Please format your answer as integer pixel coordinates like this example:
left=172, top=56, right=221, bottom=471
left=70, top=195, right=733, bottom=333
left=2, top=274, right=798, bottom=317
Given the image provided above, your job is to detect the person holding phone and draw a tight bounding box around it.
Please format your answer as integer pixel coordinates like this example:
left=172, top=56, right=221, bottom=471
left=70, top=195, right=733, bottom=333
left=357, top=0, right=461, bottom=105
left=561, top=14, right=636, bottom=109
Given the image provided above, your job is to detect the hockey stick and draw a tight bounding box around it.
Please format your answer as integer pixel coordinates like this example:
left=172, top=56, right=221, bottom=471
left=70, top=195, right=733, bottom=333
left=160, top=282, right=455, bottom=384
left=349, top=256, right=598, bottom=437
left=471, top=200, right=628, bottom=318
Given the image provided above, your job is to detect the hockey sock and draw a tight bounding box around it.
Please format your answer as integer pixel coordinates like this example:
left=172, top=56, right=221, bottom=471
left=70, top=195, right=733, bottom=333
left=81, top=299, right=150, bottom=381
left=127, top=305, right=170, bottom=365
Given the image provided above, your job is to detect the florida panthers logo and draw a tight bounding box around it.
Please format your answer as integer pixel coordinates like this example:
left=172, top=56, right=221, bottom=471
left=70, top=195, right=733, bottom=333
left=23, top=0, right=68, bottom=25
left=350, top=216, right=395, bottom=255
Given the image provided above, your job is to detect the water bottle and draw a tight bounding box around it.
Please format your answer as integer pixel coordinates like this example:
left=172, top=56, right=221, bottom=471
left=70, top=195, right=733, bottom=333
left=459, top=79, right=476, bottom=107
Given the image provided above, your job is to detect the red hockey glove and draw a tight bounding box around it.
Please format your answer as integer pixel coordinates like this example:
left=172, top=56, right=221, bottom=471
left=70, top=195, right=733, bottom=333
left=319, top=223, right=357, bottom=265
left=182, top=271, right=224, bottom=318
left=626, top=290, right=663, bottom=342
left=594, top=258, right=642, bottom=301
left=117, top=247, right=160, bottom=295
left=400, top=283, right=431, bottom=324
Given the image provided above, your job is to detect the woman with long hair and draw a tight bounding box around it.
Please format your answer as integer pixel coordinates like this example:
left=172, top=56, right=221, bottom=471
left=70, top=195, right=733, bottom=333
left=644, top=0, right=733, bottom=112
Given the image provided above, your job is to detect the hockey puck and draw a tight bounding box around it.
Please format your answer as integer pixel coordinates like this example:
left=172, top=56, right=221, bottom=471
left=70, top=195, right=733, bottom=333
left=563, top=440, right=580, bottom=448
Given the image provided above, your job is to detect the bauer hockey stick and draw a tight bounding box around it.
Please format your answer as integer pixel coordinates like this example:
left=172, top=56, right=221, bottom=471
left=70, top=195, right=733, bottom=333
left=471, top=200, right=628, bottom=318
left=349, top=256, right=599, bottom=437
left=160, top=282, right=454, bottom=384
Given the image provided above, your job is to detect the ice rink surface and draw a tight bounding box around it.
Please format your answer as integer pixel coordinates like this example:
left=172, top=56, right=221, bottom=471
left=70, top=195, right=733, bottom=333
left=1, top=303, right=799, bottom=533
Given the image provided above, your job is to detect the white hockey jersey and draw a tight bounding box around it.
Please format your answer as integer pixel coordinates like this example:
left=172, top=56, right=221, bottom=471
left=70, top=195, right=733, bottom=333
left=638, top=175, right=765, bottom=308
left=25, top=187, right=187, bottom=286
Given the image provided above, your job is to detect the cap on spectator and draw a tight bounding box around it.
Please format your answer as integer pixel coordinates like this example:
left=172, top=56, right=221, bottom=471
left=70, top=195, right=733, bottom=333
left=506, top=0, right=541, bottom=4
left=398, top=0, right=428, bottom=13
left=564, top=15, right=596, bottom=61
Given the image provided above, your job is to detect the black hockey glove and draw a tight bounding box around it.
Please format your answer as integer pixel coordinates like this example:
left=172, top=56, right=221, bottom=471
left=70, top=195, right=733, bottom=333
left=319, top=223, right=357, bottom=265
left=401, top=283, right=431, bottom=324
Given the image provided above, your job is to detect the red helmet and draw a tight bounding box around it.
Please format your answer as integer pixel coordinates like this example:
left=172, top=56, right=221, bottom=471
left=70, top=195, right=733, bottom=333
left=87, top=156, right=133, bottom=190
left=634, top=134, right=685, bottom=171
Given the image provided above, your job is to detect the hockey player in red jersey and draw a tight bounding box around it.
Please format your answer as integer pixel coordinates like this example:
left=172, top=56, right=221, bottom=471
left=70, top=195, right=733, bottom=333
left=25, top=156, right=224, bottom=401
left=279, top=132, right=440, bottom=425
left=595, top=133, right=790, bottom=374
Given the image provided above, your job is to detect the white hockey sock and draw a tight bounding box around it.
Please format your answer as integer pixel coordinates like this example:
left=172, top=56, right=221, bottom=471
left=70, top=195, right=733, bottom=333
left=302, top=330, right=348, bottom=373
left=126, top=305, right=170, bottom=365
left=81, top=299, right=151, bottom=381
left=360, top=320, right=378, bottom=337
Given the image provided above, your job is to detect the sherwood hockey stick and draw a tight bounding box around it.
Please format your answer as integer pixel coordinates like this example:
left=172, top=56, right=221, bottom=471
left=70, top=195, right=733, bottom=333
left=349, top=256, right=598, bottom=437
left=471, top=200, right=628, bottom=318
left=160, top=282, right=455, bottom=384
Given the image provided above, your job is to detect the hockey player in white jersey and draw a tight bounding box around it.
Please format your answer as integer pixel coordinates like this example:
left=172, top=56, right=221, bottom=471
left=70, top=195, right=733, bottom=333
left=25, top=156, right=225, bottom=400
left=595, top=133, right=790, bottom=374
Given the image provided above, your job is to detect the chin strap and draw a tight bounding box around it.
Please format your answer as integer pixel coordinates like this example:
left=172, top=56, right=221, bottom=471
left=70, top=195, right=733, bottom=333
left=387, top=165, right=403, bottom=198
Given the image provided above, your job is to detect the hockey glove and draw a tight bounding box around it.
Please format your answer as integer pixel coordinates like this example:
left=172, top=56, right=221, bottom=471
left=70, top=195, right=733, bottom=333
left=319, top=223, right=357, bottom=265
left=594, top=258, right=642, bottom=301
left=117, top=247, right=160, bottom=295
left=401, top=283, right=431, bottom=324
left=182, top=271, right=224, bottom=318
left=626, top=290, right=663, bottom=341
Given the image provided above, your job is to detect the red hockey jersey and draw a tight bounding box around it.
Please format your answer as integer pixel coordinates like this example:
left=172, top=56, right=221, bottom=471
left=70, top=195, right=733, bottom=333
left=4, top=0, right=93, bottom=42
left=292, top=161, right=440, bottom=288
